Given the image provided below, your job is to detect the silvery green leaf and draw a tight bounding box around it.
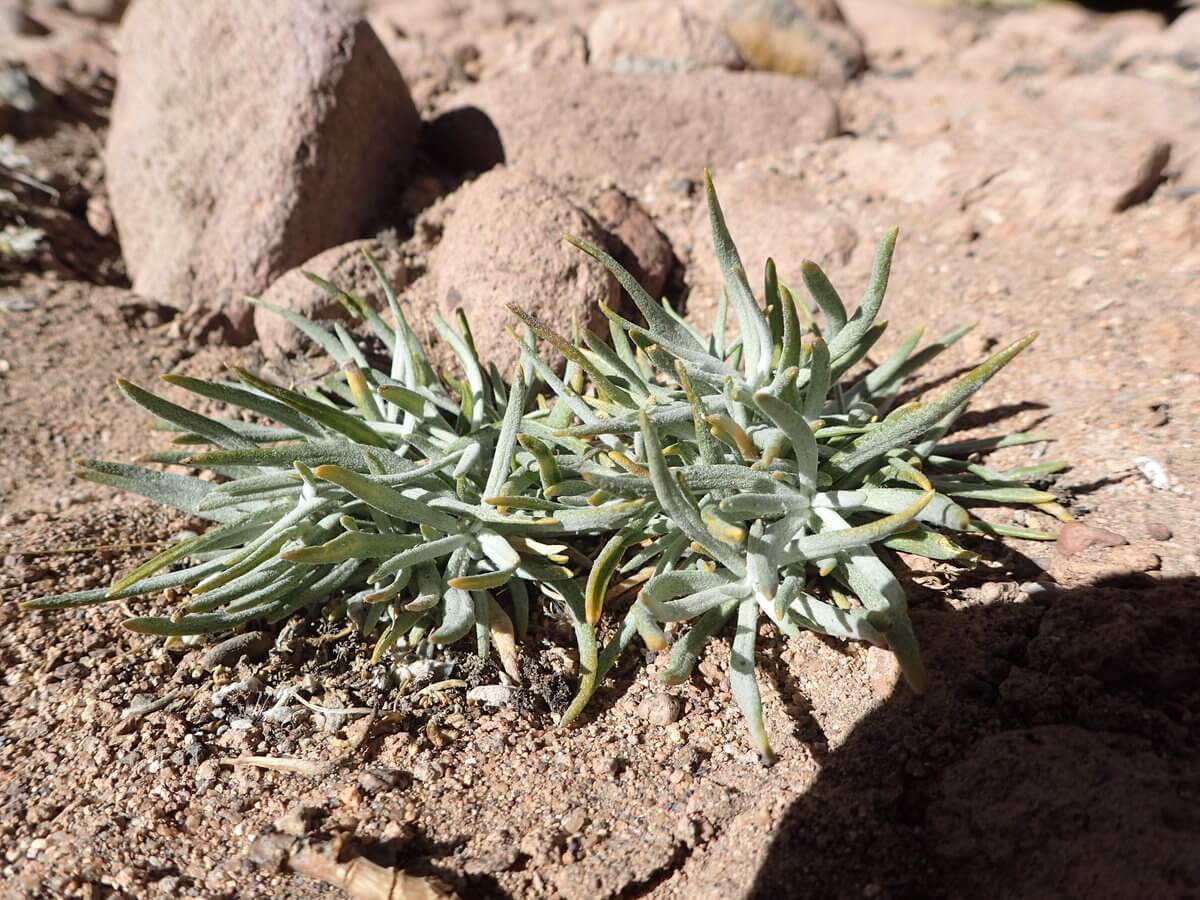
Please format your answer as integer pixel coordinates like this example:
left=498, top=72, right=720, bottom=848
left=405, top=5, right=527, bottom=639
left=754, top=391, right=818, bottom=495
left=641, top=409, right=745, bottom=575
left=372, top=534, right=470, bottom=581
left=731, top=598, right=773, bottom=764
left=485, top=368, right=527, bottom=498
left=928, top=481, right=1058, bottom=504
left=332, top=321, right=370, bottom=369
left=829, top=334, right=1037, bottom=473
left=21, top=557, right=226, bottom=610
left=640, top=570, right=746, bottom=621
left=553, top=578, right=599, bottom=727
left=508, top=578, right=530, bottom=639
left=785, top=587, right=885, bottom=644
left=802, top=338, right=831, bottom=422
left=518, top=339, right=602, bottom=429
left=431, top=549, right=475, bottom=644
left=934, top=430, right=1052, bottom=457
left=264, top=559, right=366, bottom=624
left=190, top=563, right=310, bottom=614
left=632, top=600, right=667, bottom=651
left=882, top=527, right=979, bottom=562
left=282, top=530, right=422, bottom=564
left=76, top=459, right=239, bottom=522
left=433, top=313, right=487, bottom=428
left=829, top=321, right=888, bottom=384
left=660, top=597, right=739, bottom=685
left=799, top=259, right=846, bottom=338
left=552, top=499, right=649, bottom=534
left=161, top=374, right=324, bottom=438
left=826, top=227, right=898, bottom=361
left=828, top=487, right=970, bottom=530
left=118, top=379, right=257, bottom=451
left=852, top=324, right=924, bottom=402
left=232, top=368, right=389, bottom=449
left=184, top=441, right=373, bottom=472
left=246, top=297, right=350, bottom=365
left=869, top=323, right=974, bottom=403
left=511, top=305, right=634, bottom=407
left=583, top=329, right=658, bottom=402
left=314, top=464, right=458, bottom=531
left=718, top=492, right=809, bottom=520
left=780, top=490, right=933, bottom=564
left=704, top=172, right=772, bottom=384
left=565, top=235, right=703, bottom=354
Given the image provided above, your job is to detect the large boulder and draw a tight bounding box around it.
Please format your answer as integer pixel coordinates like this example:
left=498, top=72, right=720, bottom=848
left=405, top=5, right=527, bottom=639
left=428, top=68, right=839, bottom=189
left=427, top=167, right=619, bottom=371
left=106, top=0, right=420, bottom=344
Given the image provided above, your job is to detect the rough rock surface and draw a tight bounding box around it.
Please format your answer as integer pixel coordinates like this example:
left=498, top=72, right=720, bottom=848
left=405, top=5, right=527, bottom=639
left=588, top=187, right=675, bottom=302
left=254, top=239, right=408, bottom=360
left=427, top=167, right=619, bottom=371
left=105, top=0, right=419, bottom=343
left=682, top=163, right=859, bottom=325
left=429, top=68, right=839, bottom=188
left=685, top=0, right=865, bottom=85
left=587, top=1, right=742, bottom=73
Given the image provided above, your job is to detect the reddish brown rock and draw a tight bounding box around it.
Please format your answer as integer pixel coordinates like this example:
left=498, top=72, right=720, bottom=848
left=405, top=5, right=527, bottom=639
left=865, top=646, right=901, bottom=701
left=589, top=188, right=675, bottom=302
left=429, top=68, right=839, bottom=189
left=428, top=167, right=619, bottom=371
left=1146, top=522, right=1173, bottom=542
left=106, top=0, right=419, bottom=344
left=1056, top=522, right=1129, bottom=558
left=254, top=239, right=407, bottom=360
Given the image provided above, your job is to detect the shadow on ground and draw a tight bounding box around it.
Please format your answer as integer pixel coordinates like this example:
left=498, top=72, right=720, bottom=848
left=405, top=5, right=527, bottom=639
left=747, top=575, right=1200, bottom=899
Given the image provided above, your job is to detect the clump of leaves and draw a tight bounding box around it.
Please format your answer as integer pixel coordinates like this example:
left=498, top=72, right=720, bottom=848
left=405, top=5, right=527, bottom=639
left=24, top=173, right=1068, bottom=762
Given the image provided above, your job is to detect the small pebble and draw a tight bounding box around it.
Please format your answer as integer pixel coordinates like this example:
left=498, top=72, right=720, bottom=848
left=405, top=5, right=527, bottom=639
left=979, top=581, right=1005, bottom=602
left=211, top=676, right=264, bottom=708
left=466, top=684, right=516, bottom=706
left=273, top=805, right=325, bottom=837
left=199, top=631, right=271, bottom=671
left=1146, top=522, right=1173, bottom=541
left=591, top=755, right=622, bottom=776
left=1133, top=456, right=1174, bottom=491
left=561, top=809, right=588, bottom=835
left=1056, top=522, right=1128, bottom=557
left=865, top=646, right=901, bottom=699
left=1066, top=265, right=1095, bottom=290
left=357, top=768, right=405, bottom=794
left=637, top=693, right=682, bottom=726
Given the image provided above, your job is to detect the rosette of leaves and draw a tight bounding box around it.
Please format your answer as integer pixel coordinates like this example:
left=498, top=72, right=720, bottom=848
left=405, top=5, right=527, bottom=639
left=511, top=173, right=1068, bottom=762
left=23, top=174, right=1068, bottom=763
left=19, top=259, right=620, bottom=680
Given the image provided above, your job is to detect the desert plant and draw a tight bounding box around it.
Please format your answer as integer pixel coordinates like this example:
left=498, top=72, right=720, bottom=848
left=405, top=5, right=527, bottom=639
left=24, top=173, right=1067, bottom=761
